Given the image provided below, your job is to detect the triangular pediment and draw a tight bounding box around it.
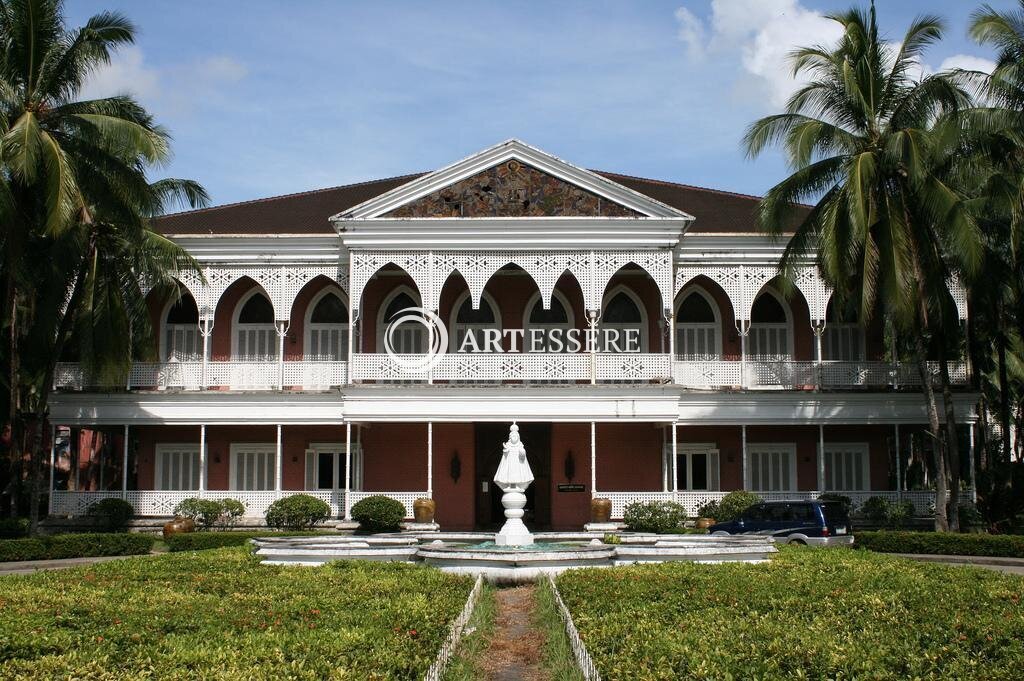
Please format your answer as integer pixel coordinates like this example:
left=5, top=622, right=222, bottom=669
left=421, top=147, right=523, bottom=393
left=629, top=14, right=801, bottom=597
left=385, top=161, right=640, bottom=218
left=333, top=139, right=694, bottom=220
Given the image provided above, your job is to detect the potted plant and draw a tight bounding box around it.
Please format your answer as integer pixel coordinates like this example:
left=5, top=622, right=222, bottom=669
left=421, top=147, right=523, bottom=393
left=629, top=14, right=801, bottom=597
left=413, top=497, right=436, bottom=524
left=162, top=516, right=195, bottom=539
left=590, top=497, right=612, bottom=524
left=695, top=500, right=720, bottom=529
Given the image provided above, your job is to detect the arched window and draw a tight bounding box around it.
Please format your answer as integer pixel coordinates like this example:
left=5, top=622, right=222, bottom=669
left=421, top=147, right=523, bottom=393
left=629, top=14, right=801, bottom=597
left=600, top=287, right=647, bottom=352
left=822, top=300, right=865, bottom=361
left=450, top=293, right=501, bottom=352
left=305, top=289, right=349, bottom=360
left=749, top=289, right=792, bottom=358
left=523, top=291, right=575, bottom=352
left=233, top=289, right=277, bottom=360
left=377, top=288, right=425, bottom=353
left=161, top=293, right=203, bottom=360
left=675, top=288, right=721, bottom=359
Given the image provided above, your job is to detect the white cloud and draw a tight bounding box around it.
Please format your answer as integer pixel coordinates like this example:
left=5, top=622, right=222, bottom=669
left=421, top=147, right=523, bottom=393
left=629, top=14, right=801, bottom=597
left=675, top=7, right=706, bottom=61
left=675, top=1, right=995, bottom=110
left=938, top=54, right=996, bottom=74
left=79, top=46, right=160, bottom=100
left=80, top=47, right=247, bottom=115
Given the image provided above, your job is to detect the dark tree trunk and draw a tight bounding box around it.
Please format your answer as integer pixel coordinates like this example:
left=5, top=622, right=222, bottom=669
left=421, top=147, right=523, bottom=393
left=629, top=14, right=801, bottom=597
left=938, top=342, right=961, bottom=532
left=915, top=334, right=948, bottom=531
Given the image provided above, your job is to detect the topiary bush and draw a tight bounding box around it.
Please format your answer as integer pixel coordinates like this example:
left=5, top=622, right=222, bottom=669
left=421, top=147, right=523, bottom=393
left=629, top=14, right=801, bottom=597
left=87, top=498, right=135, bottom=532
left=173, top=498, right=247, bottom=530
left=715, top=491, right=762, bottom=522
left=265, top=494, right=331, bottom=530
left=350, top=495, right=406, bottom=533
left=623, top=501, right=688, bottom=533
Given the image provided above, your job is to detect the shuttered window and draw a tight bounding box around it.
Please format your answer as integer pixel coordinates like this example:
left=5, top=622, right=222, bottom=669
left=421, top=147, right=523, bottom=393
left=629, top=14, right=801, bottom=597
left=155, top=445, right=200, bottom=491
left=749, top=444, right=797, bottom=491
left=230, top=443, right=276, bottom=491
left=304, top=445, right=362, bottom=490
left=824, top=443, right=870, bottom=490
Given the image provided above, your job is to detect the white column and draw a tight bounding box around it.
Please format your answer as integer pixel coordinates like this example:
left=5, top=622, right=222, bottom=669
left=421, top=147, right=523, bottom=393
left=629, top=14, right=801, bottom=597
left=894, top=424, right=902, bottom=500
left=427, top=421, right=434, bottom=498
left=814, top=326, right=824, bottom=389
left=199, top=424, right=207, bottom=493
left=48, top=423, right=56, bottom=515
left=739, top=325, right=748, bottom=389
left=590, top=421, right=597, bottom=495
left=347, top=251, right=356, bottom=386
left=668, top=309, right=676, bottom=359
left=122, top=424, right=130, bottom=499
left=344, top=422, right=352, bottom=520
left=661, top=427, right=668, bottom=492
left=201, top=320, right=212, bottom=389
left=817, top=424, right=826, bottom=491
left=969, top=424, right=977, bottom=503
left=275, top=424, right=283, bottom=494
left=277, top=322, right=287, bottom=390
left=671, top=422, right=678, bottom=495
left=741, top=425, right=749, bottom=489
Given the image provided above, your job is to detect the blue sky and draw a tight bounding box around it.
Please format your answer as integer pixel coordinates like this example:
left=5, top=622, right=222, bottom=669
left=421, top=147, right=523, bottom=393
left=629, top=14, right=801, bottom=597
left=68, top=0, right=1014, bottom=209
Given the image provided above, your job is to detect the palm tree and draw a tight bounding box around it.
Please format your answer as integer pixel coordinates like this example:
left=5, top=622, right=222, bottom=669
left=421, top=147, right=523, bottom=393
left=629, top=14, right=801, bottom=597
left=743, top=2, right=981, bottom=530
left=0, top=0, right=207, bottom=529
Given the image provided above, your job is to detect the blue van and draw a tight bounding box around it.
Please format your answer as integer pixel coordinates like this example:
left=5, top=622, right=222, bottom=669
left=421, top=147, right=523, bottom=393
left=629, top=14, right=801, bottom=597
left=708, top=500, right=853, bottom=546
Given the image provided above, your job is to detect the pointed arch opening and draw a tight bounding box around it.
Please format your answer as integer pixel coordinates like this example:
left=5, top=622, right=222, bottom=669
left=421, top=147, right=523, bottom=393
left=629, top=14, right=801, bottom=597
left=600, top=284, right=648, bottom=352
left=376, top=285, right=425, bottom=353
left=449, top=290, right=502, bottom=352
left=675, top=285, right=722, bottom=359
left=159, top=288, right=204, bottom=361
left=304, top=286, right=350, bottom=360
left=749, top=287, right=794, bottom=359
left=823, top=298, right=865, bottom=361
left=232, top=287, right=277, bottom=360
left=523, top=289, right=575, bottom=352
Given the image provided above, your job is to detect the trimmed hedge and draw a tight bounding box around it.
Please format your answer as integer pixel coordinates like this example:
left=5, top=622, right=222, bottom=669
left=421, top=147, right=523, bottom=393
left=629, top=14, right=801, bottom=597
left=0, top=533, right=154, bottom=563
left=856, top=530, right=1024, bottom=558
left=556, top=548, right=1024, bottom=678
left=265, top=494, right=331, bottom=530
left=623, top=500, right=687, bottom=533
left=165, top=530, right=338, bottom=553
left=351, top=495, right=405, bottom=533
left=0, top=547, right=475, bottom=679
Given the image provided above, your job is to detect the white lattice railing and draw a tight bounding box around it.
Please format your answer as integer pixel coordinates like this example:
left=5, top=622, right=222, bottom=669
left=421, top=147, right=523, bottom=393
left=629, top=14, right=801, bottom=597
left=54, top=361, right=348, bottom=391
left=50, top=490, right=424, bottom=519
left=746, top=361, right=818, bottom=388
left=595, top=353, right=670, bottom=382
left=600, top=490, right=942, bottom=519
left=672, top=360, right=743, bottom=388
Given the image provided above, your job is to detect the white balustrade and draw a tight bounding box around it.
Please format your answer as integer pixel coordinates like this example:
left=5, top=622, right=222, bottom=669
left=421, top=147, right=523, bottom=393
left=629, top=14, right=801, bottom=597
left=672, top=360, right=743, bottom=388
left=595, top=353, right=671, bottom=382
left=746, top=361, right=818, bottom=388
left=282, top=361, right=348, bottom=389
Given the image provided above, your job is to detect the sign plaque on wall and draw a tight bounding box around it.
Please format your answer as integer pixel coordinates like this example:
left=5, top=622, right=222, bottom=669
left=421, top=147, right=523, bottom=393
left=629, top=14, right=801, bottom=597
left=557, top=483, right=585, bottom=492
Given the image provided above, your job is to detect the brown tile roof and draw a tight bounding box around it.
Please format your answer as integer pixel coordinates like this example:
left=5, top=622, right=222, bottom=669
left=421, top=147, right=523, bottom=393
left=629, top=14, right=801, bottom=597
left=153, top=170, right=804, bottom=235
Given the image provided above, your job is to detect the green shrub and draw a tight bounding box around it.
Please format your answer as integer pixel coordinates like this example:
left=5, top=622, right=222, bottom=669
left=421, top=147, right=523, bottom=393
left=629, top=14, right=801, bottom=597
left=166, top=532, right=258, bottom=552
left=817, top=492, right=853, bottom=516
left=958, top=503, right=984, bottom=528
left=266, top=494, right=331, bottom=530
left=855, top=530, right=1024, bottom=558
left=696, top=500, right=720, bottom=519
left=87, top=498, right=135, bottom=532
left=716, top=491, right=761, bottom=522
left=219, top=498, right=246, bottom=528
left=0, top=533, right=154, bottom=562
left=555, top=549, right=1024, bottom=679
left=350, top=495, right=405, bottom=532
left=173, top=497, right=247, bottom=530
left=888, top=500, right=915, bottom=528
left=860, top=495, right=892, bottom=525
left=0, top=517, right=29, bottom=539
left=623, top=501, right=687, bottom=533
left=602, top=533, right=622, bottom=545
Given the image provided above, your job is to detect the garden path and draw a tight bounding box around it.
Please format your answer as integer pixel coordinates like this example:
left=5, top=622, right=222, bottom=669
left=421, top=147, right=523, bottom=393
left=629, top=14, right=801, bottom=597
left=477, top=585, right=550, bottom=681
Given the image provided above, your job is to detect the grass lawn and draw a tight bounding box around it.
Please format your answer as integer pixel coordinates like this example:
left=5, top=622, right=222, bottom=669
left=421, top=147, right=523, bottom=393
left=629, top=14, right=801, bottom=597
left=0, top=547, right=473, bottom=680
left=556, top=547, right=1024, bottom=680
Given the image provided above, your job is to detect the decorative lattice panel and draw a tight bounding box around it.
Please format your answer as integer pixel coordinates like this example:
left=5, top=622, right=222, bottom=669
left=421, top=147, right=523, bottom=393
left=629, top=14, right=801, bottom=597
left=948, top=274, right=968, bottom=321
left=791, top=266, right=833, bottom=325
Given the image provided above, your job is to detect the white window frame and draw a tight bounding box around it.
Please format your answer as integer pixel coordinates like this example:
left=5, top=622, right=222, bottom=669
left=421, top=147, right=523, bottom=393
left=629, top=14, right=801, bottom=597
left=675, top=286, right=722, bottom=359
left=229, top=442, right=277, bottom=491
left=748, top=443, right=798, bottom=492
left=822, top=442, right=870, bottom=491
left=822, top=323, right=866, bottom=361
left=303, top=286, right=350, bottom=361
left=749, top=288, right=794, bottom=359
left=448, top=290, right=502, bottom=352
left=600, top=285, right=648, bottom=352
left=231, top=288, right=277, bottom=360
left=522, top=290, right=576, bottom=352
left=154, top=444, right=201, bottom=491
left=159, top=296, right=204, bottom=361
left=671, top=443, right=721, bottom=491
left=376, top=285, right=425, bottom=353
left=304, top=442, right=363, bottom=491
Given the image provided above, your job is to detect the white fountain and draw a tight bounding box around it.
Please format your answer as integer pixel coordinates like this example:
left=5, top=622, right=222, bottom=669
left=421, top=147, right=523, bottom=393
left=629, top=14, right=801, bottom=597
left=493, top=422, right=535, bottom=546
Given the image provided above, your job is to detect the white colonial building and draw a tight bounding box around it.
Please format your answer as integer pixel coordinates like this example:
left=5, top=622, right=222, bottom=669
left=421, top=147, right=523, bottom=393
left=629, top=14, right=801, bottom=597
left=47, top=140, right=977, bottom=529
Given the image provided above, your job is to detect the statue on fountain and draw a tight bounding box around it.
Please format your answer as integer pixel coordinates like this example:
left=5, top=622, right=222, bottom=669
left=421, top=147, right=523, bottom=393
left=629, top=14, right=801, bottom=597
left=494, top=423, right=535, bottom=546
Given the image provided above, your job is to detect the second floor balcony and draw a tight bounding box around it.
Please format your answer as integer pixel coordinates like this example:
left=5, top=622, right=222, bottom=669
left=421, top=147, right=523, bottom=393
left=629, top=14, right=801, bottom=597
left=53, top=355, right=968, bottom=391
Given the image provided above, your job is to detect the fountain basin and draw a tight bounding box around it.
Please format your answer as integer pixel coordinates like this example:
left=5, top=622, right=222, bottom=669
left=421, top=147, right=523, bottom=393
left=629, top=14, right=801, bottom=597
left=252, top=532, right=778, bottom=583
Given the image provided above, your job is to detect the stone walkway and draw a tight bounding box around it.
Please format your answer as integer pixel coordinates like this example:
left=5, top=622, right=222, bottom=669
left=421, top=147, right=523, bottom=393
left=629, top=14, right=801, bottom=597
left=478, top=585, right=550, bottom=681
